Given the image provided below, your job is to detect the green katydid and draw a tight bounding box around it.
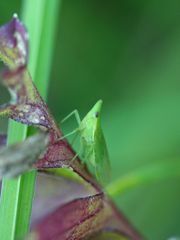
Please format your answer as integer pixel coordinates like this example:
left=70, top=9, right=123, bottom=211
left=61, top=100, right=111, bottom=185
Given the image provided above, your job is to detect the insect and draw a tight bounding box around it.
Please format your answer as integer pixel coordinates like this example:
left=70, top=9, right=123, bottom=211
left=61, top=100, right=111, bottom=185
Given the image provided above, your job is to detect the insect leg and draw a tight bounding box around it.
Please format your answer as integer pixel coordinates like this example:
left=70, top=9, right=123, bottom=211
left=70, top=131, right=78, bottom=145
left=59, top=110, right=81, bottom=141
left=61, top=109, right=81, bottom=126
left=58, top=128, right=79, bottom=141
left=69, top=142, right=83, bottom=164
left=69, top=152, right=79, bottom=164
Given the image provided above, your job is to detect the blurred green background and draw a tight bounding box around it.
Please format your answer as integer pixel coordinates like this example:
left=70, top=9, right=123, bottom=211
left=1, top=1, right=180, bottom=239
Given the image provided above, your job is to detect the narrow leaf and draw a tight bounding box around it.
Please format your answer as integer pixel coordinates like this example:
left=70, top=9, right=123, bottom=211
left=106, top=160, right=180, bottom=197
left=0, top=67, right=56, bottom=131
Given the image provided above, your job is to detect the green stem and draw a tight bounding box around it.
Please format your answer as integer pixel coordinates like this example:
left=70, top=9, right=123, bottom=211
left=106, top=160, right=180, bottom=197
left=0, top=1, right=60, bottom=239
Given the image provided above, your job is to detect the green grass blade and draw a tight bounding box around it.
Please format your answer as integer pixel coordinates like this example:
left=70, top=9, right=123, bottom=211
left=34, top=0, right=61, bottom=98
left=0, top=0, right=60, bottom=239
left=0, top=122, right=30, bottom=240
left=21, top=0, right=46, bottom=80
left=106, top=160, right=180, bottom=197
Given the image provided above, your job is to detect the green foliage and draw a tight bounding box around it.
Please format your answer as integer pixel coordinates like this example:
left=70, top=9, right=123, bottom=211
left=0, top=1, right=180, bottom=239
left=49, top=2, right=180, bottom=239
left=106, top=160, right=180, bottom=197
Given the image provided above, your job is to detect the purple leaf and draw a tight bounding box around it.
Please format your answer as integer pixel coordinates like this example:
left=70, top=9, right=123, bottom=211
left=30, top=182, right=142, bottom=240
left=34, top=138, right=74, bottom=169
left=31, top=172, right=97, bottom=225
left=30, top=172, right=142, bottom=240
left=0, top=67, right=59, bottom=132
left=30, top=193, right=106, bottom=240
left=0, top=14, right=28, bottom=69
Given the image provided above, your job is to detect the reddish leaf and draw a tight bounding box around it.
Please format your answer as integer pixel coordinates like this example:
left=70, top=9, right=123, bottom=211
left=34, top=138, right=73, bottom=169
left=30, top=184, right=142, bottom=240
left=31, top=172, right=97, bottom=224
left=30, top=193, right=106, bottom=240
left=0, top=67, right=59, bottom=133
left=106, top=201, right=143, bottom=240
left=30, top=172, right=142, bottom=240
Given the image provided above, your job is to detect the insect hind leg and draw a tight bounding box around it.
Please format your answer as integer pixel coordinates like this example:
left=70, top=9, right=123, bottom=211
left=59, top=109, right=81, bottom=141
left=61, top=109, right=81, bottom=126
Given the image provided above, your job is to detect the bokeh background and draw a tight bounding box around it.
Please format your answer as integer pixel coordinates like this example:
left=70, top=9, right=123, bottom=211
left=1, top=1, right=180, bottom=239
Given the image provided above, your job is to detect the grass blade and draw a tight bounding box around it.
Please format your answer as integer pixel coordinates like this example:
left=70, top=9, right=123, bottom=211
left=106, top=160, right=180, bottom=197
left=0, top=0, right=60, bottom=239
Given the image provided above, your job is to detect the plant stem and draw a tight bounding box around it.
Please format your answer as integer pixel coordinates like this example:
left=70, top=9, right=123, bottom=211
left=106, top=160, right=180, bottom=197
left=0, top=1, right=60, bottom=239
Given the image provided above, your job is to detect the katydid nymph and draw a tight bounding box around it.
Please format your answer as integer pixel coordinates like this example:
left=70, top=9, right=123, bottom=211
left=61, top=100, right=111, bottom=185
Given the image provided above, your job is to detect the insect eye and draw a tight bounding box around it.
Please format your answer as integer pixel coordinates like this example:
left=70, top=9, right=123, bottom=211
left=95, top=112, right=99, bottom=118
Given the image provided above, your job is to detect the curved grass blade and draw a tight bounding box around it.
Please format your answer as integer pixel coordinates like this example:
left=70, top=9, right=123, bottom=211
left=106, top=159, right=180, bottom=197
